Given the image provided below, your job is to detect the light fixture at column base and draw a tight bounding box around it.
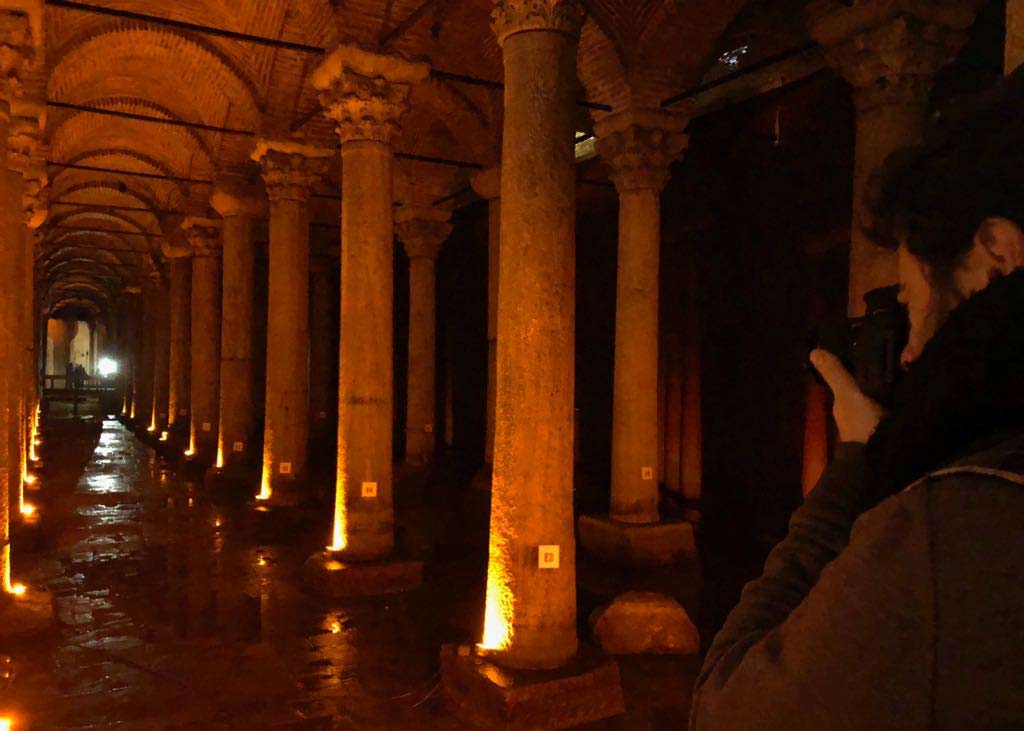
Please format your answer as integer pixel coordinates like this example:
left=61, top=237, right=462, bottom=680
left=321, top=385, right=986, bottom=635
left=0, top=587, right=55, bottom=641
left=440, top=643, right=625, bottom=730
left=578, top=514, right=696, bottom=566
left=303, top=550, right=422, bottom=597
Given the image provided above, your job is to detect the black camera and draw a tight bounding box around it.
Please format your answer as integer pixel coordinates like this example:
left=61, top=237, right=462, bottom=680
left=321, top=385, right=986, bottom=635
left=813, top=285, right=910, bottom=408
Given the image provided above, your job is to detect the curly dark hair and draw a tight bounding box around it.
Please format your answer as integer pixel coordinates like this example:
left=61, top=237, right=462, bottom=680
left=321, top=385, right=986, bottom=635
left=866, top=67, right=1024, bottom=291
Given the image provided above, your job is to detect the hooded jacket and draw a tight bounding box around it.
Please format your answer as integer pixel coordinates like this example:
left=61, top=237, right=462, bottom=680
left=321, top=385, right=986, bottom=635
left=690, top=270, right=1024, bottom=730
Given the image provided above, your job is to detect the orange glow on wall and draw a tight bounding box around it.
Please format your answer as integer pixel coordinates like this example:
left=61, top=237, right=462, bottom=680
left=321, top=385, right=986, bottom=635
left=256, top=462, right=272, bottom=501
left=2, top=546, right=11, bottom=594
left=802, top=381, right=829, bottom=495
left=327, top=466, right=347, bottom=551
left=20, top=503, right=36, bottom=518
left=479, top=531, right=513, bottom=652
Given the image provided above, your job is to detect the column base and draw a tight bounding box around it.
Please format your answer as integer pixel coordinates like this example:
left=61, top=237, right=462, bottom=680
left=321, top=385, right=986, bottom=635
left=252, top=475, right=310, bottom=509
left=204, top=463, right=258, bottom=496
left=303, top=550, right=422, bottom=597
left=578, top=514, right=696, bottom=566
left=0, top=587, right=55, bottom=641
left=440, top=643, right=625, bottom=730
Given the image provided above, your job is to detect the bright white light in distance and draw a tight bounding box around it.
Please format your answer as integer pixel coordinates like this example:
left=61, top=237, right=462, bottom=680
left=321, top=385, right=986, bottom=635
left=97, top=358, right=118, bottom=377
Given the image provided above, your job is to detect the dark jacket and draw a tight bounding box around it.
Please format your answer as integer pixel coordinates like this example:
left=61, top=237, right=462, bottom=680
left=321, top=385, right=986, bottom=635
left=691, top=270, right=1024, bottom=730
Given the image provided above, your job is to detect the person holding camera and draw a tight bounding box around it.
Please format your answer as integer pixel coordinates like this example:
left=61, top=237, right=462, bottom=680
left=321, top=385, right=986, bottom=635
left=690, top=78, right=1024, bottom=729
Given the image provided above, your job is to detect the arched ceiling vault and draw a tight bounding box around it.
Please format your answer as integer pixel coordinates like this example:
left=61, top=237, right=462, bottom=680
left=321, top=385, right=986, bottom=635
left=33, top=0, right=798, bottom=321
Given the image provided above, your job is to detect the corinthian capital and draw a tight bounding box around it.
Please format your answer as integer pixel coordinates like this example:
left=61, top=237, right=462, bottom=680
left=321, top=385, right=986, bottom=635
left=808, top=0, right=980, bottom=113
left=0, top=1, right=42, bottom=108
left=21, top=164, right=46, bottom=228
left=395, top=206, right=451, bottom=261
left=252, top=140, right=331, bottom=203
left=492, top=0, right=585, bottom=45
left=312, top=44, right=429, bottom=146
left=181, top=217, right=223, bottom=257
left=594, top=109, right=688, bottom=193
left=7, top=102, right=42, bottom=173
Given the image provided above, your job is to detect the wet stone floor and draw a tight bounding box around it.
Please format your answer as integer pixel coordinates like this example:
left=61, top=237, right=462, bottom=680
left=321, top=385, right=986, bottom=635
left=1, top=404, right=697, bottom=730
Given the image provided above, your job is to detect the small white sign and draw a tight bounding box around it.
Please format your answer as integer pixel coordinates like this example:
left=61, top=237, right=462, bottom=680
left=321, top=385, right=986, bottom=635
left=179, top=409, right=188, bottom=416
left=279, top=462, right=292, bottom=475
left=232, top=441, right=244, bottom=453
left=538, top=545, right=560, bottom=569
left=424, top=423, right=433, bottom=433
left=202, top=422, right=211, bottom=432
left=361, top=481, right=378, bottom=498
left=641, top=467, right=654, bottom=481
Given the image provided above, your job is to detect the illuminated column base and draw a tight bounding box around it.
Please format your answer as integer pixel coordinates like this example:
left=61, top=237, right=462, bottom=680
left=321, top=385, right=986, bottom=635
left=303, top=550, right=422, bottom=597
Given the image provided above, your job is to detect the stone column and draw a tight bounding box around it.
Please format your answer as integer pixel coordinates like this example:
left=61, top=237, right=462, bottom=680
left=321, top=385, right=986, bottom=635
left=480, top=0, right=584, bottom=671
left=308, top=244, right=336, bottom=452
left=396, top=208, right=450, bottom=467
left=134, top=284, right=157, bottom=432
left=149, top=274, right=170, bottom=433
left=181, top=218, right=222, bottom=464
left=809, top=0, right=979, bottom=315
left=1008, top=0, right=1023, bottom=73
left=4, top=141, right=26, bottom=515
left=21, top=167, right=44, bottom=465
left=209, top=179, right=263, bottom=477
left=252, top=142, right=330, bottom=504
left=602, top=110, right=686, bottom=527
left=0, top=0, right=40, bottom=604
left=471, top=166, right=501, bottom=470
left=311, top=44, right=428, bottom=568
left=166, top=255, right=191, bottom=442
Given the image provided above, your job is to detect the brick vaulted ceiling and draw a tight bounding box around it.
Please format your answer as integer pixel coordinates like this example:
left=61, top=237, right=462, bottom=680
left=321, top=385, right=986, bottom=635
left=35, top=0, right=768, bottom=316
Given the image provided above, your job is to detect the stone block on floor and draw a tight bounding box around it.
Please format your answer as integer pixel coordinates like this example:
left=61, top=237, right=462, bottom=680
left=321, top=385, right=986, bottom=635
left=303, top=551, right=423, bottom=597
left=440, top=643, right=625, bottom=730
left=590, top=591, right=700, bottom=655
left=578, top=514, right=696, bottom=565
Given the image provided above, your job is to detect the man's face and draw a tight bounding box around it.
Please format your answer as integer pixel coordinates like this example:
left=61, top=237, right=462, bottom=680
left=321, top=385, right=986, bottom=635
left=896, top=244, right=949, bottom=367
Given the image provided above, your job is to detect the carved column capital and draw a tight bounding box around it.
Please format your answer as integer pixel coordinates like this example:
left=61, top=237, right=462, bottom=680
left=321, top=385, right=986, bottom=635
left=21, top=166, right=46, bottom=228
left=181, top=217, right=222, bottom=257
left=312, top=44, right=429, bottom=146
left=594, top=109, right=688, bottom=193
left=395, top=207, right=451, bottom=260
left=0, top=2, right=41, bottom=110
left=808, top=0, right=980, bottom=114
left=492, top=0, right=585, bottom=45
left=252, top=140, right=331, bottom=204
left=210, top=175, right=266, bottom=217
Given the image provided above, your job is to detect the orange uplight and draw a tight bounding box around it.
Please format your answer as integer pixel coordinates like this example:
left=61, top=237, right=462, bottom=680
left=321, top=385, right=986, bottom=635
left=20, top=503, right=36, bottom=518
left=330, top=621, right=341, bottom=634
left=183, top=448, right=195, bottom=457
left=256, top=465, right=272, bottom=501
left=159, top=431, right=168, bottom=442
left=327, top=462, right=348, bottom=552
left=0, top=715, right=13, bottom=730
left=479, top=532, right=514, bottom=652
left=10, top=584, right=26, bottom=597
left=257, top=555, right=267, bottom=567
left=23, top=474, right=35, bottom=487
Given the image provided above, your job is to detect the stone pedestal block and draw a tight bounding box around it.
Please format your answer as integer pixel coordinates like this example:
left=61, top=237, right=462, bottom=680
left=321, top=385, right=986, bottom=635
left=440, top=643, right=625, bottom=730
left=578, top=514, right=696, bottom=566
left=204, top=463, right=258, bottom=495
left=590, top=591, right=700, bottom=655
left=303, top=551, right=422, bottom=597
left=0, top=587, right=54, bottom=641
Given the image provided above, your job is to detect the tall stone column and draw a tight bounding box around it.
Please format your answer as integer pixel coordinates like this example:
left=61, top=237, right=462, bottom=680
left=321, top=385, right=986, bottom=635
left=149, top=274, right=170, bottom=433
left=181, top=218, right=222, bottom=464
left=809, top=0, right=979, bottom=315
left=21, top=166, right=44, bottom=466
left=306, top=44, right=428, bottom=588
left=252, top=142, right=329, bottom=504
left=308, top=243, right=336, bottom=453
left=134, top=284, right=157, bottom=432
left=166, top=254, right=191, bottom=443
left=4, top=147, right=25, bottom=515
left=396, top=208, right=450, bottom=467
left=471, top=166, right=500, bottom=470
left=481, top=0, right=584, bottom=671
left=209, top=180, right=263, bottom=478
left=1008, top=0, right=1024, bottom=73
left=579, top=110, right=692, bottom=564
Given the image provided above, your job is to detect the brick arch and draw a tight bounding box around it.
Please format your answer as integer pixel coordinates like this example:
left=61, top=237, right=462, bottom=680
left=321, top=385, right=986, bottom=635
left=49, top=97, right=216, bottom=165
left=48, top=25, right=263, bottom=131
left=52, top=181, right=167, bottom=222
left=49, top=150, right=190, bottom=211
